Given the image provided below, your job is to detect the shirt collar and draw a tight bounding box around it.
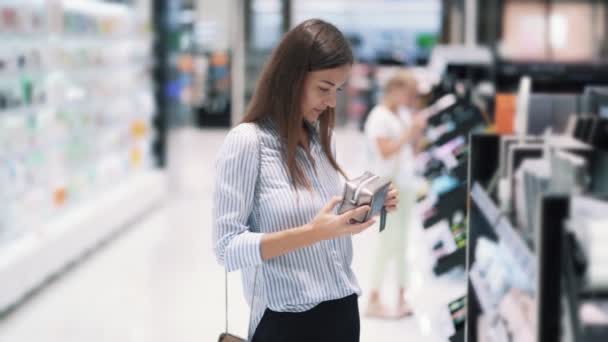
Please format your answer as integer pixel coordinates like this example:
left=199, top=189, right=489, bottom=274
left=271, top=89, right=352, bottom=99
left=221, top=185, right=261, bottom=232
left=260, top=118, right=321, bottom=145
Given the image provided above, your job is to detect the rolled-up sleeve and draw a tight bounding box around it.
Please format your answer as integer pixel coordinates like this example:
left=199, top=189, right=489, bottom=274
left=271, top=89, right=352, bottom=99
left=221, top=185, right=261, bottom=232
left=212, top=124, right=264, bottom=271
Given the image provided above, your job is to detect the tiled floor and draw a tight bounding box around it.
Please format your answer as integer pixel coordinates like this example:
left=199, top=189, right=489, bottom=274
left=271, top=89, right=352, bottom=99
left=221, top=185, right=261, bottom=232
left=0, top=127, right=464, bottom=342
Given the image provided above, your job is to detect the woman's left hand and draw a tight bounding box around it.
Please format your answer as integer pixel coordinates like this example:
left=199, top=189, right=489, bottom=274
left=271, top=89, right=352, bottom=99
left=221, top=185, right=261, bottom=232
left=384, top=183, right=399, bottom=213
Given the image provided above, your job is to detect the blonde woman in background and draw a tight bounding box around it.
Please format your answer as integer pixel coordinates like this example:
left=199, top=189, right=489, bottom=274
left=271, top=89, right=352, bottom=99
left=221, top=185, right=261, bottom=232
left=364, top=71, right=426, bottom=319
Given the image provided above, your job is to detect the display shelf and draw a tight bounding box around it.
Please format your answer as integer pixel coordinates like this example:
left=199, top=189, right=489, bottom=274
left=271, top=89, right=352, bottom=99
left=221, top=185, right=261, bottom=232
left=536, top=196, right=570, bottom=341
left=562, top=222, right=587, bottom=342
left=423, top=157, right=468, bottom=183
left=0, top=0, right=159, bottom=314
left=0, top=68, right=47, bottom=79
left=0, top=170, right=166, bottom=313
left=582, top=327, right=608, bottom=342
left=491, top=321, right=510, bottom=342
left=0, top=104, right=50, bottom=117
left=469, top=265, right=494, bottom=314
left=426, top=103, right=459, bottom=127
left=0, top=36, right=50, bottom=45
left=496, top=217, right=535, bottom=279
left=496, top=60, right=608, bottom=93
left=434, top=247, right=466, bottom=275
left=56, top=35, right=153, bottom=45
left=452, top=161, right=467, bottom=182
left=422, top=103, right=484, bottom=153
left=470, top=182, right=536, bottom=279
left=466, top=133, right=608, bottom=342
left=426, top=131, right=460, bottom=151
left=449, top=328, right=464, bottom=342
left=466, top=135, right=501, bottom=342
left=423, top=184, right=467, bottom=229
left=470, top=183, right=501, bottom=227
left=52, top=65, right=150, bottom=82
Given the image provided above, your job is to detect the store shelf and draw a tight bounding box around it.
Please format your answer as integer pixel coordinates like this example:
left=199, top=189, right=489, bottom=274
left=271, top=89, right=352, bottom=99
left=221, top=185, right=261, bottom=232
left=423, top=158, right=467, bottom=183
left=582, top=326, right=608, bottom=341
left=0, top=170, right=167, bottom=313
left=449, top=328, right=464, bottom=342
left=423, top=184, right=467, bottom=229
left=452, top=161, right=467, bottom=181
left=425, top=125, right=484, bottom=165
left=469, top=264, right=493, bottom=314
left=496, top=217, right=536, bottom=279
left=496, top=60, right=608, bottom=93
left=429, top=129, right=466, bottom=150
left=0, top=68, right=47, bottom=80
left=434, top=247, right=466, bottom=275
left=470, top=182, right=536, bottom=279
left=470, top=183, right=501, bottom=226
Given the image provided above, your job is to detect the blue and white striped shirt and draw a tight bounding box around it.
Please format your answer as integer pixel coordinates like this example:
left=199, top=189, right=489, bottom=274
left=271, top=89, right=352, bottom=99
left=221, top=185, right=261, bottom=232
left=212, top=120, right=361, bottom=337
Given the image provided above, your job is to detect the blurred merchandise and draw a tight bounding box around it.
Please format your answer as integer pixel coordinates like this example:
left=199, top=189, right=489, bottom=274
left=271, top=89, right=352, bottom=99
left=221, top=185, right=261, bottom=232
left=0, top=0, right=162, bottom=312
left=195, top=50, right=231, bottom=127
left=0, top=0, right=156, bottom=243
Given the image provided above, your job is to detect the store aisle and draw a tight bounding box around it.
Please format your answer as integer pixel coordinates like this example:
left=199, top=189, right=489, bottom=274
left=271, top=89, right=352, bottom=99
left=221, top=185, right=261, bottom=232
left=0, top=127, right=463, bottom=342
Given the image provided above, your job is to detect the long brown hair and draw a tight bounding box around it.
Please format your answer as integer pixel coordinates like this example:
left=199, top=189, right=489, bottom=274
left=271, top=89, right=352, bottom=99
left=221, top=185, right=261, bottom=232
left=242, top=19, right=352, bottom=189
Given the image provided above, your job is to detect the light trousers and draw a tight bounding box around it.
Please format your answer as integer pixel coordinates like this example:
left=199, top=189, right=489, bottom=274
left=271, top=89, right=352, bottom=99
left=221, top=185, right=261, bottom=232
left=370, top=185, right=415, bottom=290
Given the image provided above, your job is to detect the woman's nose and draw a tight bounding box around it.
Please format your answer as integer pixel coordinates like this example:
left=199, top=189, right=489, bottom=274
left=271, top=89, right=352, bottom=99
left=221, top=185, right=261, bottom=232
left=325, top=93, right=337, bottom=108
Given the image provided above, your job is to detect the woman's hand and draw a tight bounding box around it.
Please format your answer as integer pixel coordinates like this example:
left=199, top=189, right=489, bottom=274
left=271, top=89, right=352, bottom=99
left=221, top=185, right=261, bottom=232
left=384, top=183, right=399, bottom=213
left=410, top=113, right=428, bottom=140
left=309, top=196, right=376, bottom=241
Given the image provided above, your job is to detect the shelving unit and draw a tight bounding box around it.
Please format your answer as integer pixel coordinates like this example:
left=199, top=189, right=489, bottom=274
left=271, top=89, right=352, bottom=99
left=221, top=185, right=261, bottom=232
left=449, top=328, right=464, bottom=342
left=545, top=194, right=608, bottom=341
left=434, top=247, right=466, bottom=275
left=0, top=171, right=165, bottom=313
left=561, top=202, right=608, bottom=342
left=466, top=130, right=608, bottom=342
left=470, top=183, right=536, bottom=280
left=0, top=0, right=166, bottom=313
left=469, top=263, right=494, bottom=314
left=465, top=133, right=500, bottom=342
left=537, top=195, right=570, bottom=342
left=423, top=184, right=467, bottom=229
left=414, top=99, right=490, bottom=287
left=410, top=94, right=491, bottom=341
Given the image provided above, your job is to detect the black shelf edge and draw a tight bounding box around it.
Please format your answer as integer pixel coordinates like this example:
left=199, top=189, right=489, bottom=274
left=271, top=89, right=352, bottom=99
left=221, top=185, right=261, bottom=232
left=449, top=327, right=465, bottom=342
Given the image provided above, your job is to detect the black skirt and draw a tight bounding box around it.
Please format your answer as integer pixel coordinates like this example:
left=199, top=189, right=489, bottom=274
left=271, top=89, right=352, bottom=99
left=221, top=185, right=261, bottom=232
left=251, top=293, right=360, bottom=342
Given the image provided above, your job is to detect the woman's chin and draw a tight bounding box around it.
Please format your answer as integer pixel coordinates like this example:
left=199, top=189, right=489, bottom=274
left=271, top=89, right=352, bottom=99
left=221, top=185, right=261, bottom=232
left=304, top=115, right=319, bottom=124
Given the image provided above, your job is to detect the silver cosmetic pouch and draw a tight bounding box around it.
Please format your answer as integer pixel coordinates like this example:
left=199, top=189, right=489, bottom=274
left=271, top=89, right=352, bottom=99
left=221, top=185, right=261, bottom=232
left=337, top=171, right=391, bottom=232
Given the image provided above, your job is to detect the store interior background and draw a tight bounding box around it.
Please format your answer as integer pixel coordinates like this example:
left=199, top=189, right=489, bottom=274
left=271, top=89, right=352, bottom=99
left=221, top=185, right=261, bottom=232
left=1, top=0, right=607, bottom=341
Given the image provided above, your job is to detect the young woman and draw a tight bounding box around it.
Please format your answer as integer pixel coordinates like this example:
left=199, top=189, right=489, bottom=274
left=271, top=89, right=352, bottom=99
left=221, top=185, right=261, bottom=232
left=212, top=19, right=400, bottom=342
left=363, top=71, right=427, bottom=319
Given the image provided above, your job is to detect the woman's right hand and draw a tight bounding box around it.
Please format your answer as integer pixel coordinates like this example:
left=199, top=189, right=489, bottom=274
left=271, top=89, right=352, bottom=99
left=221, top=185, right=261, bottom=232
left=411, top=112, right=428, bottom=136
left=308, top=196, right=376, bottom=241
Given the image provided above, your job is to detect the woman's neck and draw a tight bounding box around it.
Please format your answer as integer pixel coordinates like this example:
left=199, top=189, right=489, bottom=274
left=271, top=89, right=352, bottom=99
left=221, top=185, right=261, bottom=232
left=300, top=121, right=311, bottom=150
